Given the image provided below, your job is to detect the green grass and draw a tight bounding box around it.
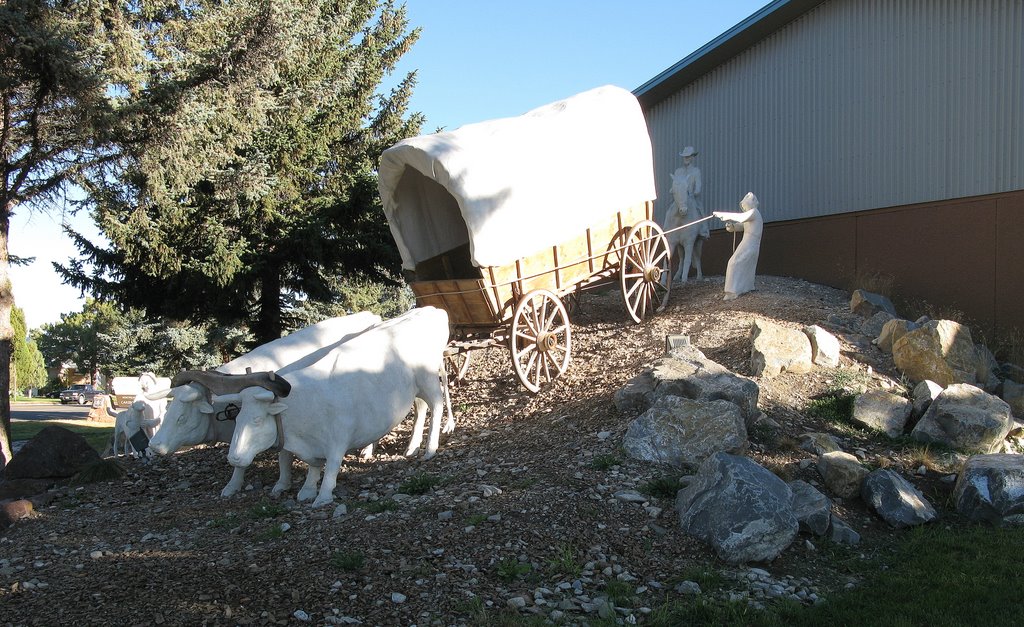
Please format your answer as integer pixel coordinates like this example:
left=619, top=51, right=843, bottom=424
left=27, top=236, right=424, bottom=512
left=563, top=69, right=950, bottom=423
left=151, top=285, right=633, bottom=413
left=11, top=420, right=113, bottom=454
left=649, top=524, right=1024, bottom=626
left=546, top=543, right=582, bottom=578
left=494, top=558, right=532, bottom=583
left=603, top=579, right=636, bottom=607
left=330, top=550, right=365, bottom=572
left=640, top=474, right=680, bottom=499
left=466, top=513, right=488, bottom=526
left=245, top=500, right=288, bottom=520
left=398, top=471, right=441, bottom=495
left=355, top=499, right=399, bottom=514
left=805, top=392, right=856, bottom=426
left=69, top=459, right=126, bottom=485
left=589, top=453, right=621, bottom=470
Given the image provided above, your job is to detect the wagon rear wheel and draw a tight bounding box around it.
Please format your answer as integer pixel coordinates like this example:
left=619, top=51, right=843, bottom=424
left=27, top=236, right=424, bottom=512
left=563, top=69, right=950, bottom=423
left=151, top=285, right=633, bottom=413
left=509, top=289, right=572, bottom=393
left=620, top=220, right=672, bottom=323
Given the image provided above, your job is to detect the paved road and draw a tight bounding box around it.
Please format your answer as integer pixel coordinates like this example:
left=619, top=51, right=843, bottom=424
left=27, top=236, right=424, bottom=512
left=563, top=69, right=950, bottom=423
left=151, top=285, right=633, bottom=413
left=12, top=402, right=92, bottom=422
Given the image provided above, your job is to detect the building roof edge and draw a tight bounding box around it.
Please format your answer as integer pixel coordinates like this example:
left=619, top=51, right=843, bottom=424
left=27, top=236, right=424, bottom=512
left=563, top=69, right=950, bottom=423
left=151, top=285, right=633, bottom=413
left=634, top=0, right=826, bottom=108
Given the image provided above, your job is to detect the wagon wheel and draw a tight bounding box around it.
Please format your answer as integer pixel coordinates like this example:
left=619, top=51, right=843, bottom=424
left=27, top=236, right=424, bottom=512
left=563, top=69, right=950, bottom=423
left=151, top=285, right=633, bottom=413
left=509, top=289, right=572, bottom=393
left=620, top=219, right=672, bottom=323
left=446, top=350, right=472, bottom=381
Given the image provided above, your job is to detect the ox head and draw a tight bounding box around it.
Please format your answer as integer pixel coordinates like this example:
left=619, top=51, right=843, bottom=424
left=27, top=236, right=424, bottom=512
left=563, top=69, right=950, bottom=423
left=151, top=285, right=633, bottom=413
left=147, top=383, right=215, bottom=455
left=215, top=387, right=288, bottom=468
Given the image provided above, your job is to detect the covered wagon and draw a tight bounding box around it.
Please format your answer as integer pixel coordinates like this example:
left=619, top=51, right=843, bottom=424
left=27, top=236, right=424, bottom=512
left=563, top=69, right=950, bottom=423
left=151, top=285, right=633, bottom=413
left=378, top=85, right=672, bottom=392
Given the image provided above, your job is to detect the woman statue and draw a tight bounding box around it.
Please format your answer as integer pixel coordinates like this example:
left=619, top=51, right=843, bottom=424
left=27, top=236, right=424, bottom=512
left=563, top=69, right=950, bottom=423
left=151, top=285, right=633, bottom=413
left=713, top=192, right=763, bottom=300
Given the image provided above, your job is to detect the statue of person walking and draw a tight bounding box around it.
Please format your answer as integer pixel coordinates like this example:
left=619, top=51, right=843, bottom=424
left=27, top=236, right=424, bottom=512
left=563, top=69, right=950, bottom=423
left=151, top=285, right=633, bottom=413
left=713, top=192, right=763, bottom=300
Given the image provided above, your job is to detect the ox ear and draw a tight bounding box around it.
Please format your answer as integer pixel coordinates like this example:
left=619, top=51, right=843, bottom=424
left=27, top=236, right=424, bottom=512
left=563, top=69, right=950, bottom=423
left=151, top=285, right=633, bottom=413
left=268, top=402, right=288, bottom=416
left=198, top=401, right=215, bottom=414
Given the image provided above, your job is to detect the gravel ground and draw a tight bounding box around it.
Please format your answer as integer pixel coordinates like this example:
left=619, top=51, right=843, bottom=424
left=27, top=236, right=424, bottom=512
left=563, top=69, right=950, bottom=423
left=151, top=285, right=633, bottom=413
left=0, top=276, right=957, bottom=626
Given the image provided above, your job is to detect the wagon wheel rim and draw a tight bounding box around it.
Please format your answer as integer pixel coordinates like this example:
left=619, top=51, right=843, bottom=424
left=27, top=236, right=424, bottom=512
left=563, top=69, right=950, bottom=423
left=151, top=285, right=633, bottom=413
left=509, top=289, right=572, bottom=393
left=620, top=220, right=672, bottom=324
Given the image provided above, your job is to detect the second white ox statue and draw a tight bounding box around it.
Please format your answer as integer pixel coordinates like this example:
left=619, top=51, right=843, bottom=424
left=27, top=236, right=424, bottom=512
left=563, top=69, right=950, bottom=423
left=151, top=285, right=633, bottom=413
left=218, top=306, right=451, bottom=507
left=147, top=312, right=383, bottom=496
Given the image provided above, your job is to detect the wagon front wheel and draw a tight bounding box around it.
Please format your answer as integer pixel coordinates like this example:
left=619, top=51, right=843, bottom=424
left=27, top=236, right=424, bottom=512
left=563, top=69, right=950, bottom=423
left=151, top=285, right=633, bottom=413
left=620, top=220, right=672, bottom=323
left=509, top=289, right=572, bottom=393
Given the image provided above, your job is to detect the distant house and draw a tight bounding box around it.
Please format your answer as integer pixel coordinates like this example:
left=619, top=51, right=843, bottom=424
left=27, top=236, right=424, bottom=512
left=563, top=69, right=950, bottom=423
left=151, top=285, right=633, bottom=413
left=636, top=0, right=1023, bottom=331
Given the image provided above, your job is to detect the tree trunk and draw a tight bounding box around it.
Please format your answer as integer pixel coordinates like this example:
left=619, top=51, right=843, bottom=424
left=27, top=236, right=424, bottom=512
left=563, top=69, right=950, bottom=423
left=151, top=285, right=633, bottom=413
left=253, top=263, right=282, bottom=345
left=0, top=205, right=15, bottom=468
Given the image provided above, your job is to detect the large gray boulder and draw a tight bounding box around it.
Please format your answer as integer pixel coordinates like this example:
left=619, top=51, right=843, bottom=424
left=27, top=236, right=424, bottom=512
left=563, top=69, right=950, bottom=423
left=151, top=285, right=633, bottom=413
left=892, top=320, right=977, bottom=386
left=861, top=469, right=938, bottom=528
left=615, top=345, right=760, bottom=423
left=1001, top=380, right=1024, bottom=420
left=675, top=453, right=798, bottom=564
left=911, top=384, right=1013, bottom=453
left=852, top=390, right=913, bottom=437
left=750, top=319, right=813, bottom=377
left=953, top=454, right=1024, bottom=525
left=876, top=319, right=916, bottom=354
left=789, top=480, right=832, bottom=536
left=816, top=451, right=869, bottom=499
left=4, top=426, right=101, bottom=480
left=803, top=325, right=840, bottom=367
left=861, top=312, right=896, bottom=340
left=623, top=396, right=748, bottom=468
left=850, top=289, right=898, bottom=318
left=974, top=344, right=1001, bottom=393
left=911, top=380, right=944, bottom=420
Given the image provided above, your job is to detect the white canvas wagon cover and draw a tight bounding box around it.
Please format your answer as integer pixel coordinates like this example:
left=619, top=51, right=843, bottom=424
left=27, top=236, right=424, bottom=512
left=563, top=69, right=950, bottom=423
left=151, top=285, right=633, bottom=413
left=378, top=85, right=656, bottom=271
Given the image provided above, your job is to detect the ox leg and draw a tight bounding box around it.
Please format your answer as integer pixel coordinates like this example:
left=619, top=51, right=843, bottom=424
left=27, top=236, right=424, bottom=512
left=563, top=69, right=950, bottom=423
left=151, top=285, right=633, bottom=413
left=424, top=393, right=445, bottom=460
left=359, top=443, right=374, bottom=459
left=271, top=450, right=294, bottom=497
left=220, top=466, right=248, bottom=497
left=312, top=452, right=344, bottom=508
left=441, top=370, right=455, bottom=434
left=404, top=398, right=428, bottom=456
left=297, top=462, right=322, bottom=502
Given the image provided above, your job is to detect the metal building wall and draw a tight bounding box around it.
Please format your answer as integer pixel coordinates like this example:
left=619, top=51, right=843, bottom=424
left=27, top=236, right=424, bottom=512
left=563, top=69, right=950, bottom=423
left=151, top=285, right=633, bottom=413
left=646, top=0, right=1024, bottom=224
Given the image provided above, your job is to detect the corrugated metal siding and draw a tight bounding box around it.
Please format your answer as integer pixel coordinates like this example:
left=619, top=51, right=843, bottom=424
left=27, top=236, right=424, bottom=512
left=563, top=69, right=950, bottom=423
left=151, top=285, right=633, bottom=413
left=645, top=0, right=1024, bottom=224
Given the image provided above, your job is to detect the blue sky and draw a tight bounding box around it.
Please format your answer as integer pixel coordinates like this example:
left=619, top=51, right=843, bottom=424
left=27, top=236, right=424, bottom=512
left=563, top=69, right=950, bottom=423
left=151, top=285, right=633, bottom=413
left=12, top=0, right=768, bottom=330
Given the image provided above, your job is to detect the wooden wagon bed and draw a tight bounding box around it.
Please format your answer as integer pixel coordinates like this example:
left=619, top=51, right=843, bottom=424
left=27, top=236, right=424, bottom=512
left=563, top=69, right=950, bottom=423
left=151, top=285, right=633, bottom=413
left=410, top=201, right=652, bottom=331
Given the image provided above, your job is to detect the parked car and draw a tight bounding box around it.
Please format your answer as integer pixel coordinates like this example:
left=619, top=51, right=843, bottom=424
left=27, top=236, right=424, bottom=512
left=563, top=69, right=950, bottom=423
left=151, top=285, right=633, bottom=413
left=59, top=384, right=103, bottom=405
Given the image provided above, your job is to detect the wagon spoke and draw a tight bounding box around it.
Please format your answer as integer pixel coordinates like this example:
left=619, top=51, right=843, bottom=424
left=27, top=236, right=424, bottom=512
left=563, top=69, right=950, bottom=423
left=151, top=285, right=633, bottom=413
left=623, top=270, right=645, bottom=280
left=541, top=352, right=552, bottom=383
left=652, top=247, right=670, bottom=267
left=625, top=277, right=645, bottom=300
left=515, top=342, right=537, bottom=362
left=549, top=324, right=568, bottom=336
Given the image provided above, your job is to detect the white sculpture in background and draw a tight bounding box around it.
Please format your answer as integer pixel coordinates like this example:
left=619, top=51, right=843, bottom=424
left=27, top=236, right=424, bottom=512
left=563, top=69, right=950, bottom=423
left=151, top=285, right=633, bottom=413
left=665, top=146, right=710, bottom=283
left=713, top=192, right=764, bottom=300
left=135, top=372, right=166, bottom=438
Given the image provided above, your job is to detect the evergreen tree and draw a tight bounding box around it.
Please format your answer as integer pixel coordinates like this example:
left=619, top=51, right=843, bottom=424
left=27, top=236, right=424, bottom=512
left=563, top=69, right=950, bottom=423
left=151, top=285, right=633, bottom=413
left=11, top=307, right=46, bottom=395
left=59, top=0, right=423, bottom=344
left=0, top=0, right=135, bottom=465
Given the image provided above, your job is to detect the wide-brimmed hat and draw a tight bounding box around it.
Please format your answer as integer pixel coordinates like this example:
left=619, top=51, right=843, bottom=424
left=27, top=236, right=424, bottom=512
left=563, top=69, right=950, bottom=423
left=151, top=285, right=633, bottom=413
left=679, top=146, right=698, bottom=158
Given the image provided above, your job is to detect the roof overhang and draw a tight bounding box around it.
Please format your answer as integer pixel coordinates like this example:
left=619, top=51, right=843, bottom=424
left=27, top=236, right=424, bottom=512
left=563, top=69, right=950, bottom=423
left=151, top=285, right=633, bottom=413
left=634, top=0, right=827, bottom=109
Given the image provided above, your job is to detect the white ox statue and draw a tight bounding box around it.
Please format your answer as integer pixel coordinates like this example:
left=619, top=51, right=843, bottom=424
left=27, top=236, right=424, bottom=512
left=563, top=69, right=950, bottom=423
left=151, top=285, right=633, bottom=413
left=111, top=400, right=147, bottom=456
left=147, top=312, right=383, bottom=496
left=219, top=306, right=450, bottom=507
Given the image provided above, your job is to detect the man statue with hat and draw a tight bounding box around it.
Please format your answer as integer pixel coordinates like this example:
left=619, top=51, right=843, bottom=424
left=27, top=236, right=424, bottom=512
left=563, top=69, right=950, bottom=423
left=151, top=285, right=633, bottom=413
left=671, top=146, right=709, bottom=242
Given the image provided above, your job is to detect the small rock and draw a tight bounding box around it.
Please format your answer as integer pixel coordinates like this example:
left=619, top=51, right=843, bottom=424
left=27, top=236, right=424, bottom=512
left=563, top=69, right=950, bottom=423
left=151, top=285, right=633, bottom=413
left=391, top=592, right=407, bottom=604
left=293, top=610, right=310, bottom=622
left=597, top=431, right=612, bottom=440
left=332, top=504, right=348, bottom=519
left=507, top=596, right=527, bottom=609
left=437, top=510, right=453, bottom=521
left=674, top=580, right=702, bottom=595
